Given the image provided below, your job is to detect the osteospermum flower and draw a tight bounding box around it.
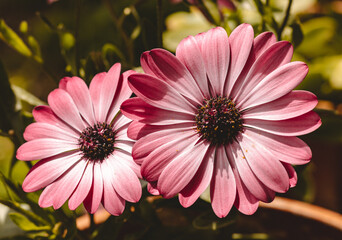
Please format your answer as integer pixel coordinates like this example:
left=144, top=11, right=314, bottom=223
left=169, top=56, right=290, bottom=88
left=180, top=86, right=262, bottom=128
left=16, top=63, right=141, bottom=215
left=120, top=24, right=321, bottom=217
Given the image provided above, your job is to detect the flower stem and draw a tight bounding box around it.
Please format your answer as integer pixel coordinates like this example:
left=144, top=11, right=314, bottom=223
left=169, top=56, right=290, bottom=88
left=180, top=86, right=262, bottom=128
left=277, top=0, right=293, bottom=40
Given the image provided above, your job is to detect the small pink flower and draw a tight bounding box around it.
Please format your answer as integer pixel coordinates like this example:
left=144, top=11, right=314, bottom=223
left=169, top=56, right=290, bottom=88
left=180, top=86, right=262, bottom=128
left=121, top=24, right=321, bottom=218
left=16, top=63, right=141, bottom=216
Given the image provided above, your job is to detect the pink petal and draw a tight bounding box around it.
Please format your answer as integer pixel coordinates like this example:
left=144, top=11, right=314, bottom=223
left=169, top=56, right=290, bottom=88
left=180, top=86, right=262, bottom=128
left=47, top=89, right=86, bottom=132
left=179, top=146, right=215, bottom=208
left=128, top=73, right=196, bottom=115
left=147, top=182, right=160, bottom=195
left=32, top=106, right=72, bottom=131
left=65, top=77, right=96, bottom=126
left=16, top=138, right=78, bottom=161
left=233, top=176, right=259, bottom=215
left=113, top=149, right=141, bottom=179
left=243, top=128, right=312, bottom=165
left=244, top=111, right=322, bottom=136
left=176, top=35, right=210, bottom=98
left=22, top=151, right=81, bottom=192
left=98, top=63, right=121, bottom=123
left=106, top=70, right=134, bottom=123
left=141, top=132, right=199, bottom=181
left=225, top=23, right=254, bottom=96
left=237, top=134, right=290, bottom=193
left=127, top=120, right=193, bottom=141
left=58, top=77, right=71, bottom=90
left=83, top=162, right=103, bottom=214
left=38, top=159, right=86, bottom=209
left=158, top=140, right=210, bottom=199
left=141, top=49, right=204, bottom=104
left=107, top=156, right=141, bottom=203
left=227, top=142, right=275, bottom=202
left=89, top=72, right=106, bottom=121
left=243, top=90, right=318, bottom=120
left=68, top=161, right=93, bottom=210
left=101, top=160, right=125, bottom=216
left=23, top=122, right=78, bottom=142
left=282, top=163, right=297, bottom=188
left=112, top=113, right=132, bottom=134
left=197, top=27, right=230, bottom=96
left=252, top=31, right=277, bottom=57
left=121, top=97, right=194, bottom=125
left=233, top=41, right=293, bottom=104
left=132, top=126, right=196, bottom=164
left=210, top=146, right=236, bottom=218
left=237, top=62, right=309, bottom=110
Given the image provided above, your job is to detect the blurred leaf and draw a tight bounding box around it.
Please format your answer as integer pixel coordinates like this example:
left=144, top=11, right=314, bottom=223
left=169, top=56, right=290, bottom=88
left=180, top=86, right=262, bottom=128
left=296, top=17, right=337, bottom=58
left=102, top=43, right=126, bottom=67
left=0, top=19, right=32, bottom=57
left=27, top=36, right=43, bottom=63
left=9, top=212, right=50, bottom=232
left=163, top=7, right=214, bottom=52
left=290, top=21, right=303, bottom=48
left=11, top=85, right=46, bottom=107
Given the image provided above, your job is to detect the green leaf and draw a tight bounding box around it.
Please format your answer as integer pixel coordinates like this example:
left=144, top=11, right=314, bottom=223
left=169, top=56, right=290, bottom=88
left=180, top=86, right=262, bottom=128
left=290, top=21, right=304, bottom=48
left=0, top=19, right=32, bottom=57
left=11, top=85, right=46, bottom=107
left=27, top=36, right=43, bottom=63
left=9, top=212, right=50, bottom=232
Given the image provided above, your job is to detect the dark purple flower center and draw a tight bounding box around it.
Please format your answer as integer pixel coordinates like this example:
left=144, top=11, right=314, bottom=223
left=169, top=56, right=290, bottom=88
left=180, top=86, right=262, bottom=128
left=195, top=96, right=243, bottom=145
left=78, top=122, right=116, bottom=161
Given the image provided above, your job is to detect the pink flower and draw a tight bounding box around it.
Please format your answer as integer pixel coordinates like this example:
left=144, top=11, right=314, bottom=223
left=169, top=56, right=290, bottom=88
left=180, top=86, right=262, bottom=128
left=16, top=63, right=141, bottom=216
left=121, top=24, right=321, bottom=218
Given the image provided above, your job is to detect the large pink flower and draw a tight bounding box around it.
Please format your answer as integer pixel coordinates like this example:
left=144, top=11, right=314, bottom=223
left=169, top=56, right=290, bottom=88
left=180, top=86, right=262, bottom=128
left=121, top=24, right=321, bottom=218
left=16, top=63, right=141, bottom=216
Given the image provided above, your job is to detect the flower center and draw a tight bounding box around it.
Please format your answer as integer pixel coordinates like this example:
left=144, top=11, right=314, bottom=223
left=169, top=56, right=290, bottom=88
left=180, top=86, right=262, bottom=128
left=78, top=122, right=116, bottom=161
left=195, top=96, right=243, bottom=145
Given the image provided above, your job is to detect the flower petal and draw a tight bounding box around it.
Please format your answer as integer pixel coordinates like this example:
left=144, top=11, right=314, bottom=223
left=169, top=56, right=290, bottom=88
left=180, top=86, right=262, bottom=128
left=132, top=125, right=195, bottom=164
left=225, top=23, right=254, bottom=96
left=244, top=111, right=322, bottom=136
left=237, top=134, right=290, bottom=193
left=38, top=159, right=86, bottom=209
left=243, top=90, right=318, bottom=120
left=98, top=63, right=121, bottom=123
left=179, top=146, right=215, bottom=208
left=282, top=163, right=297, bottom=188
left=128, top=73, right=196, bottom=115
left=101, top=160, right=125, bottom=216
left=23, top=122, right=78, bottom=142
left=83, top=162, right=103, bottom=214
left=89, top=72, right=106, bottom=121
left=68, top=161, right=93, bottom=210
left=210, top=146, right=236, bottom=218
left=107, top=156, right=141, bottom=203
left=237, top=62, right=308, bottom=110
left=157, top=140, right=210, bottom=199
left=147, top=182, right=160, bottom=195
left=65, top=77, right=96, bottom=126
left=22, top=151, right=81, bottom=192
left=16, top=138, right=78, bottom=161
left=47, top=89, right=86, bottom=132
left=176, top=35, right=210, bottom=98
left=121, top=97, right=194, bottom=125
left=243, top=128, right=312, bottom=165
left=233, top=41, right=293, bottom=104
left=106, top=70, right=134, bottom=123
left=198, top=27, right=230, bottom=96
left=227, top=142, right=275, bottom=202
left=32, top=106, right=72, bottom=131
left=141, top=49, right=204, bottom=103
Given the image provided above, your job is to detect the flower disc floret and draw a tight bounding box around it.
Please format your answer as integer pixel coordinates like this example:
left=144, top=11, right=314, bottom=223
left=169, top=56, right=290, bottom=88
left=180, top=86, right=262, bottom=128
left=79, top=122, right=115, bottom=161
left=195, top=96, right=243, bottom=145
